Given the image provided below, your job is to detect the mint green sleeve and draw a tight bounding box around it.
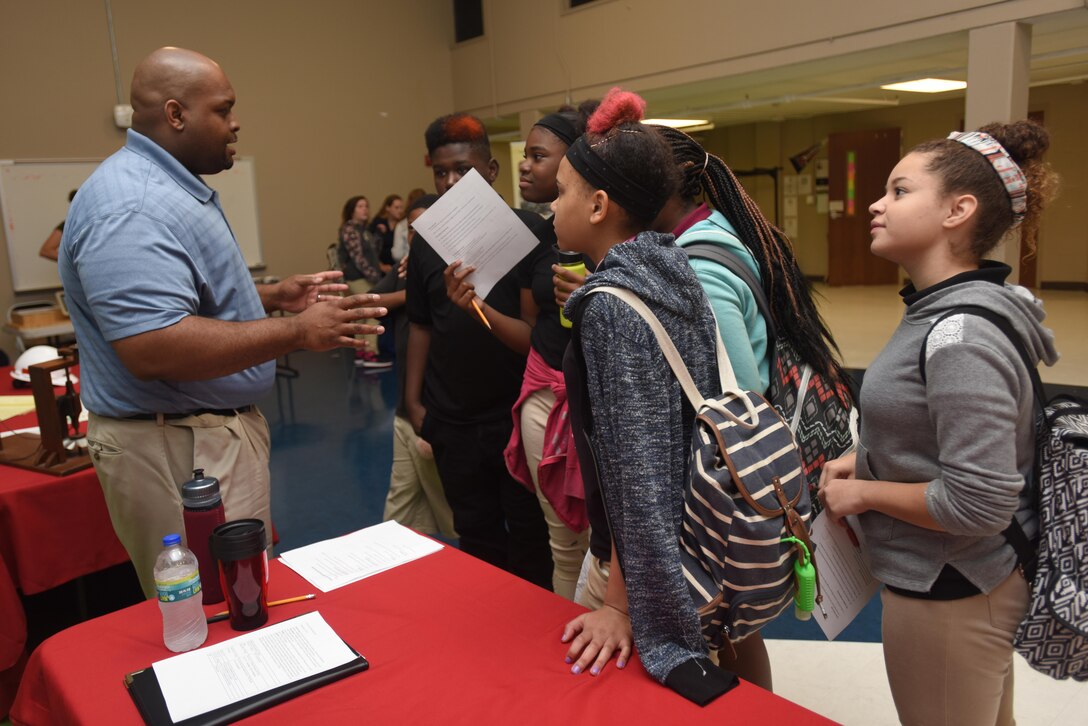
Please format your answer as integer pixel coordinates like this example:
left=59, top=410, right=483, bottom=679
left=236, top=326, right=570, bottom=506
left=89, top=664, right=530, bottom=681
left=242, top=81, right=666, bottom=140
left=688, top=258, right=770, bottom=393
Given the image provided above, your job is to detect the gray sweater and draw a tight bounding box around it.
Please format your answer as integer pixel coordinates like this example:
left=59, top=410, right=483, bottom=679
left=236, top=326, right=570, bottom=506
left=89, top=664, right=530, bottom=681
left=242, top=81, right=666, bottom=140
left=856, top=264, right=1059, bottom=594
left=566, top=232, right=720, bottom=683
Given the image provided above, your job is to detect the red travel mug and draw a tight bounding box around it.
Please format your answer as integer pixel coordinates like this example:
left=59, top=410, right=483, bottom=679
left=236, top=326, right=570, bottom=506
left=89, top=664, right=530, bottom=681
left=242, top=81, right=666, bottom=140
left=181, top=469, right=226, bottom=604
left=210, top=519, right=269, bottom=631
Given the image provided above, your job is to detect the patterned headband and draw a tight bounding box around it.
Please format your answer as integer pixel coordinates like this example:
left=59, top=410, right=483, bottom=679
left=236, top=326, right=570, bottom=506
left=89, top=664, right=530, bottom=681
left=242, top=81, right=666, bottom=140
left=947, top=130, right=1027, bottom=223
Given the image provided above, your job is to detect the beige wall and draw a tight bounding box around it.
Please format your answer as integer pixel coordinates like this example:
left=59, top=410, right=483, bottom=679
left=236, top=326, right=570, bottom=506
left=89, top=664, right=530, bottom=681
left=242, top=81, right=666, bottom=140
left=451, top=0, right=1084, bottom=115
left=693, top=83, right=1088, bottom=284
left=0, top=0, right=454, bottom=353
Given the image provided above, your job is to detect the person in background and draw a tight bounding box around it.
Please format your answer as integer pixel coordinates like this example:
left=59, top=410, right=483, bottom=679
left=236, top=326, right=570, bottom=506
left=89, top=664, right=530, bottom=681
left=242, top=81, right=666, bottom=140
left=405, top=112, right=552, bottom=589
left=369, top=194, right=404, bottom=269
left=370, top=194, right=406, bottom=360
left=60, top=47, right=385, bottom=597
left=819, top=120, right=1059, bottom=726
left=338, top=195, right=391, bottom=369
left=391, top=187, right=426, bottom=262
left=375, top=193, right=456, bottom=538
left=557, top=88, right=735, bottom=704
left=39, top=188, right=77, bottom=261
left=442, top=106, right=595, bottom=600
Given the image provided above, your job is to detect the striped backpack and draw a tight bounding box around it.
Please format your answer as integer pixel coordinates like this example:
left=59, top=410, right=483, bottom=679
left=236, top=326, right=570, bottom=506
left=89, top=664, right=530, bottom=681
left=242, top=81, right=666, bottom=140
left=683, top=241, right=857, bottom=514
left=924, top=306, right=1088, bottom=681
left=587, top=286, right=817, bottom=650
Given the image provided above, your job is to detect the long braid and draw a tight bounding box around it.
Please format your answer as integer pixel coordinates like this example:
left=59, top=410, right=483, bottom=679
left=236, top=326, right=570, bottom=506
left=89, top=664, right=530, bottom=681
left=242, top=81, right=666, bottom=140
left=657, top=126, right=849, bottom=387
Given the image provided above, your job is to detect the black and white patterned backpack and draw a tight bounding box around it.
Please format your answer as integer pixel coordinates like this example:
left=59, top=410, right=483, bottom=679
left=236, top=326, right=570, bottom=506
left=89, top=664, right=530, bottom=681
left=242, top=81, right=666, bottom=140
left=924, top=305, right=1088, bottom=681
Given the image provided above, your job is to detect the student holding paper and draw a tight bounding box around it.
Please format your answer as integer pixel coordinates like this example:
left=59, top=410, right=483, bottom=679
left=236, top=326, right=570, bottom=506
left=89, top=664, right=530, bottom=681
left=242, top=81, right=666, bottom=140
left=404, top=113, right=552, bottom=589
left=442, top=108, right=595, bottom=600
left=818, top=120, right=1058, bottom=725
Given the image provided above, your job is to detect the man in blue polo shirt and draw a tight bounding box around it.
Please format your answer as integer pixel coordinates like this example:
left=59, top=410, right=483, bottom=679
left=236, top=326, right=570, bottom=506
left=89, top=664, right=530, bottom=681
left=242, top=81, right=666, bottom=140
left=59, top=47, right=385, bottom=596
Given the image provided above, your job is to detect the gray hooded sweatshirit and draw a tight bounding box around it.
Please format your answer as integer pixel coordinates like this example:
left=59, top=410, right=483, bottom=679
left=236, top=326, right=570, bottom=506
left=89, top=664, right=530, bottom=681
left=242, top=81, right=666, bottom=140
left=856, top=262, right=1060, bottom=594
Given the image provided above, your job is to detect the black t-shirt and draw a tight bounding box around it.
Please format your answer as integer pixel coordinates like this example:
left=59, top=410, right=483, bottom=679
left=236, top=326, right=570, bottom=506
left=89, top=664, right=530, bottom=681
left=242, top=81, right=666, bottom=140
left=406, top=208, right=548, bottom=425
left=523, top=217, right=586, bottom=371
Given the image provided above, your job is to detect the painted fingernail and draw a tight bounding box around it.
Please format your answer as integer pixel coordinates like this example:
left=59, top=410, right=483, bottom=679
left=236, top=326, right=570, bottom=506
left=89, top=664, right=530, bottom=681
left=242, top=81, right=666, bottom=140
left=617, top=660, right=626, bottom=669
left=564, top=656, right=571, bottom=663
left=571, top=665, right=582, bottom=675
left=590, top=666, right=600, bottom=676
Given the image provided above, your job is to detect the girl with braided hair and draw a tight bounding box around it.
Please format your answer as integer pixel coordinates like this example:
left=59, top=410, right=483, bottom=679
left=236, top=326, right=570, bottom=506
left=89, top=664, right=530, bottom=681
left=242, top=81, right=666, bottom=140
left=653, top=125, right=849, bottom=396
left=819, top=120, right=1059, bottom=725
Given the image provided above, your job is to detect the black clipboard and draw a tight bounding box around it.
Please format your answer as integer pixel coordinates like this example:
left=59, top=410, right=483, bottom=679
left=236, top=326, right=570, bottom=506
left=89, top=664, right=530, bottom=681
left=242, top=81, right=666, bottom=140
left=124, top=640, right=368, bottom=725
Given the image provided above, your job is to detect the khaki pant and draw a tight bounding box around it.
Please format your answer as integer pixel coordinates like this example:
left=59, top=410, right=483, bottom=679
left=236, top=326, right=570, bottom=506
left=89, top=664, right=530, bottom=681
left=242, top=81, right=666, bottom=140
left=520, top=388, right=589, bottom=600
left=384, top=415, right=456, bottom=538
left=574, top=550, right=610, bottom=610
left=347, top=277, right=379, bottom=354
left=881, top=569, right=1029, bottom=726
left=87, top=409, right=271, bottom=599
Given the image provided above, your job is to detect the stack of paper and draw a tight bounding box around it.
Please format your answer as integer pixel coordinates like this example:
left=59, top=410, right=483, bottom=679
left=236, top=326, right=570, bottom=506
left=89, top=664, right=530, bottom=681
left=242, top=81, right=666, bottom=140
left=278, top=521, right=443, bottom=593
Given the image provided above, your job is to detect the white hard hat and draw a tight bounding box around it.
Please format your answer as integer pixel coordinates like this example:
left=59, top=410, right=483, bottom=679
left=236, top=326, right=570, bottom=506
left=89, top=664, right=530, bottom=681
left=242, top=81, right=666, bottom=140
left=11, top=345, right=77, bottom=386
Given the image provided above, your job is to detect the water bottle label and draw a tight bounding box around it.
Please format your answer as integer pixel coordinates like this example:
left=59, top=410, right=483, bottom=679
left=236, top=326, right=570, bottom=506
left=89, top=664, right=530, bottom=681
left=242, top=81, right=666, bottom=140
left=156, top=574, right=202, bottom=603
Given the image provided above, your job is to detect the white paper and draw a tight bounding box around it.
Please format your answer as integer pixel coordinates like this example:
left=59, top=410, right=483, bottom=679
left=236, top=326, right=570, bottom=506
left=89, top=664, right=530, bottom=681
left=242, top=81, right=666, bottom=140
left=409, top=168, right=539, bottom=300
left=784, top=197, right=798, bottom=217
left=816, top=194, right=829, bottom=214
left=798, top=175, right=813, bottom=195
left=784, top=218, right=799, bottom=238
left=783, top=175, right=798, bottom=196
left=810, top=513, right=880, bottom=641
left=152, top=611, right=358, bottom=723
left=278, top=521, right=443, bottom=593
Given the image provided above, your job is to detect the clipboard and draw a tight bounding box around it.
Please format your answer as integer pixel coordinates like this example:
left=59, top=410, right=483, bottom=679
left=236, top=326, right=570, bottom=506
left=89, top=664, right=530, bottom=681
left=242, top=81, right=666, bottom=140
left=124, top=642, right=368, bottom=725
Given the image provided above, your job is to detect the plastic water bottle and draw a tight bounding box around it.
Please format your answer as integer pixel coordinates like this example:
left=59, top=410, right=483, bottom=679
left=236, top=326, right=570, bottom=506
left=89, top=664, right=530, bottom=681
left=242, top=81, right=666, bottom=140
left=154, top=534, right=208, bottom=652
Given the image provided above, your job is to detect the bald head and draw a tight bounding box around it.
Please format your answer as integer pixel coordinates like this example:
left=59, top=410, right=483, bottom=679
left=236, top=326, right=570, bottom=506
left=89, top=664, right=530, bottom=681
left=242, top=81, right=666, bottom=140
left=129, top=47, right=240, bottom=176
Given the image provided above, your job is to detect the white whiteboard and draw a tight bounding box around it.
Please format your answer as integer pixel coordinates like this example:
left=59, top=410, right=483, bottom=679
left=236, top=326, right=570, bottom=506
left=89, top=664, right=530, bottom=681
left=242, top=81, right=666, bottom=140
left=0, top=157, right=263, bottom=292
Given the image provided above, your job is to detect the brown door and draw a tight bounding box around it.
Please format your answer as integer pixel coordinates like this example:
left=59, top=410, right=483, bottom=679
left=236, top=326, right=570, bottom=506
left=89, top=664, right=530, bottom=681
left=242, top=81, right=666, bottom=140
left=826, top=128, right=901, bottom=285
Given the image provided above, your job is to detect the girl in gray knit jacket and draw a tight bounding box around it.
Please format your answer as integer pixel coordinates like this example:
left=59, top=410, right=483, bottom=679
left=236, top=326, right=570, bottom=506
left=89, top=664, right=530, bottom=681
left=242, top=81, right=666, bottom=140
left=819, top=120, right=1059, bottom=726
left=555, top=89, right=737, bottom=704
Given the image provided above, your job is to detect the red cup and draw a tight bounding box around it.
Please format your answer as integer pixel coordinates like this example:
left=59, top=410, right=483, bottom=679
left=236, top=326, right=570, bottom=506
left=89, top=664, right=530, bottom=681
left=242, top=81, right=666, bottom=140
left=210, top=519, right=269, bottom=631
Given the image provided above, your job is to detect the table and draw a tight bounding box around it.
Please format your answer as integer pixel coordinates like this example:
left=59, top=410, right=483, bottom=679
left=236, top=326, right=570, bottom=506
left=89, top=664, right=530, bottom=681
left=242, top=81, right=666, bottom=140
left=2, top=321, right=77, bottom=350
left=11, top=546, right=833, bottom=725
left=0, top=367, right=128, bottom=716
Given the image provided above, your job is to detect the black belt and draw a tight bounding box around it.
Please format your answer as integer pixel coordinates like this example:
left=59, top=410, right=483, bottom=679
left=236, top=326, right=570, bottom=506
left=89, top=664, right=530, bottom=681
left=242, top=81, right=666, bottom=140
left=125, top=405, right=254, bottom=421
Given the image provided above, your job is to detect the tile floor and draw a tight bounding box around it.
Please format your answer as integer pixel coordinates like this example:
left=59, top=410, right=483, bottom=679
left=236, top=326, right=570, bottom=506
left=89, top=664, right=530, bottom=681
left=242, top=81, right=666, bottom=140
left=814, top=283, right=1087, bottom=386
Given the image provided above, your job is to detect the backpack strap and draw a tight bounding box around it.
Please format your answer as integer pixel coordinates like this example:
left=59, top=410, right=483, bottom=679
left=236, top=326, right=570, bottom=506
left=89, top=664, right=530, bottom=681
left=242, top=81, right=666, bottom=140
left=919, top=304, right=1044, bottom=580
left=920, top=306, right=1047, bottom=410
left=683, top=241, right=777, bottom=341
left=584, top=286, right=763, bottom=425
left=683, top=242, right=817, bottom=433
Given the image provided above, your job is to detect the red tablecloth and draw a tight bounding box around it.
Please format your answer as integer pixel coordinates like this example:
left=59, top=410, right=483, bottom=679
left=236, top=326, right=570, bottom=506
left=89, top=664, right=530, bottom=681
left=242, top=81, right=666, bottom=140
left=12, top=546, right=833, bottom=725
left=0, top=366, right=128, bottom=716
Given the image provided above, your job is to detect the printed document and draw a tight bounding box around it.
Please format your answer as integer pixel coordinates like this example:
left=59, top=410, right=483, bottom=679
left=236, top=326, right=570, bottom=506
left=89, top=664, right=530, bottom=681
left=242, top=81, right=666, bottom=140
left=810, top=513, right=880, bottom=641
left=409, top=168, right=540, bottom=300
left=153, top=612, right=358, bottom=723
left=279, top=521, right=443, bottom=592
